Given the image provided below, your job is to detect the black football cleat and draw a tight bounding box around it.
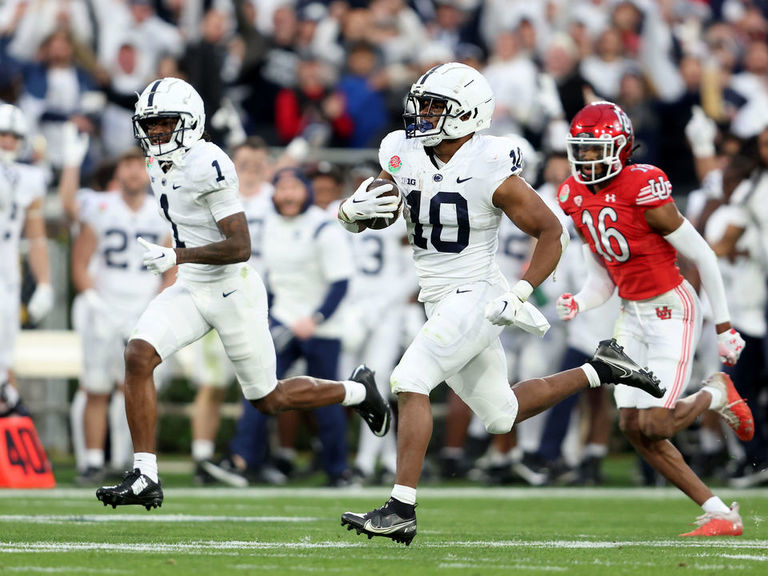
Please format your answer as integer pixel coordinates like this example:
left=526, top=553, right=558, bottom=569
left=592, top=338, right=665, bottom=398
left=341, top=499, right=417, bottom=546
left=350, top=365, right=391, bottom=437
left=96, top=468, right=163, bottom=510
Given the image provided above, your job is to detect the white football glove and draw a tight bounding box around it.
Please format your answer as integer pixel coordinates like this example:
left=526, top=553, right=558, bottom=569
left=556, top=292, right=579, bottom=321
left=685, top=106, right=716, bottom=158
left=138, top=236, right=176, bottom=274
left=27, top=283, right=54, bottom=323
left=338, top=176, right=400, bottom=223
left=61, top=122, right=90, bottom=167
left=484, top=280, right=533, bottom=326
left=717, top=328, right=745, bottom=366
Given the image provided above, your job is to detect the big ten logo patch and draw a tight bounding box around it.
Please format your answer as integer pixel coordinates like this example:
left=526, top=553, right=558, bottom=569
left=0, top=416, right=56, bottom=488
left=655, top=306, right=672, bottom=320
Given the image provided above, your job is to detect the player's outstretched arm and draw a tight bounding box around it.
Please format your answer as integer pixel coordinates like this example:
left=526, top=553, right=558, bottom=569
left=647, top=202, right=745, bottom=365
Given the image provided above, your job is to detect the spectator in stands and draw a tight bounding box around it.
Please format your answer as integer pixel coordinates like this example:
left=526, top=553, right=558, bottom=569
left=337, top=41, right=389, bottom=148
left=274, top=55, right=354, bottom=147
left=183, top=8, right=236, bottom=146
left=19, top=28, right=96, bottom=174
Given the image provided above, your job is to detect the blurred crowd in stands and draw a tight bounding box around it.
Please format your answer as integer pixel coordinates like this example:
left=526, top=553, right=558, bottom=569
left=1, top=0, right=767, bottom=488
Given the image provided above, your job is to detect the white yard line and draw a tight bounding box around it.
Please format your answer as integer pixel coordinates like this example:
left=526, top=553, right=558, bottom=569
left=0, top=514, right=317, bottom=524
left=2, top=487, right=767, bottom=499
left=1, top=539, right=767, bottom=555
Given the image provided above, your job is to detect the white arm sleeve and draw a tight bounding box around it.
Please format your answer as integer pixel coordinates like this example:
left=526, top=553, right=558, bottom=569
left=573, top=244, right=616, bottom=312
left=664, top=218, right=730, bottom=325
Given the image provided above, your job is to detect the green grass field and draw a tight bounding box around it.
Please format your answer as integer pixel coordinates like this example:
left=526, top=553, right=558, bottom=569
left=2, top=483, right=767, bottom=576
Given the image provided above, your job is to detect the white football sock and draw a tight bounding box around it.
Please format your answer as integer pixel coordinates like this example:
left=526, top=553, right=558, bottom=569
left=581, top=363, right=602, bottom=388
left=192, top=439, right=215, bottom=462
left=391, top=484, right=417, bottom=506
left=702, top=386, right=723, bottom=410
left=85, top=449, right=105, bottom=469
left=702, top=496, right=730, bottom=514
left=133, top=452, right=159, bottom=483
left=341, top=380, right=366, bottom=406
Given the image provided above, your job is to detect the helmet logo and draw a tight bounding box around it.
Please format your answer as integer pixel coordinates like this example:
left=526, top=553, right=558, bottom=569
left=388, top=155, right=402, bottom=173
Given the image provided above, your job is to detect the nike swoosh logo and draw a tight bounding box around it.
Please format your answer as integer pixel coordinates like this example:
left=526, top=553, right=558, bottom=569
left=222, top=290, right=237, bottom=298
left=499, top=301, right=508, bottom=315
left=172, top=184, right=181, bottom=190
left=456, top=288, right=472, bottom=294
left=362, top=519, right=414, bottom=534
left=457, top=176, right=472, bottom=183
left=352, top=198, right=366, bottom=204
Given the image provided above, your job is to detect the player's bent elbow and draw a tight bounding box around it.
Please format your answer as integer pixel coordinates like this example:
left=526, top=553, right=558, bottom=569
left=250, top=387, right=284, bottom=415
left=231, top=241, right=251, bottom=263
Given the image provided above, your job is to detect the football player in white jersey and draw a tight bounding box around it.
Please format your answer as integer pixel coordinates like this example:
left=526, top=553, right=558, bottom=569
left=96, top=78, right=391, bottom=509
left=71, top=148, right=171, bottom=484
left=337, top=62, right=664, bottom=545
left=0, top=103, right=54, bottom=386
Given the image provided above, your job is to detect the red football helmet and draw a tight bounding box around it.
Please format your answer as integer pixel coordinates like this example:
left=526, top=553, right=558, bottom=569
left=566, top=101, right=634, bottom=185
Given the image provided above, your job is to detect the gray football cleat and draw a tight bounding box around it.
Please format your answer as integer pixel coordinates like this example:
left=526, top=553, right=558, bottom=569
left=341, top=498, right=417, bottom=545
left=592, top=339, right=665, bottom=398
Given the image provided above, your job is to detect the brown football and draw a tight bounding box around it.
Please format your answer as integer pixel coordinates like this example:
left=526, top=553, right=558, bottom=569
left=358, top=178, right=402, bottom=230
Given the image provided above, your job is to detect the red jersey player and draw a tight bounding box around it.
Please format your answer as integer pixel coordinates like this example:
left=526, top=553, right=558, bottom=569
left=556, top=101, right=753, bottom=536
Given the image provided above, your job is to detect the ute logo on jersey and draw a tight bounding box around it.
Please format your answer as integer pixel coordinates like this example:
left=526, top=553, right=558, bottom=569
left=574, top=195, right=582, bottom=207
left=388, top=155, right=402, bottom=173
left=656, top=306, right=672, bottom=320
left=642, top=177, right=672, bottom=200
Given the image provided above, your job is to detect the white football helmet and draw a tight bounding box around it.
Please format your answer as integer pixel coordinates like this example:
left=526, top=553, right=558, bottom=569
left=133, top=77, right=205, bottom=163
left=403, top=62, right=495, bottom=147
left=0, top=103, right=28, bottom=162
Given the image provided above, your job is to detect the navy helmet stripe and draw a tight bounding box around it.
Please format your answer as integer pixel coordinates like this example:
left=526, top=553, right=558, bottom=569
left=146, top=80, right=163, bottom=107
left=418, top=63, right=447, bottom=85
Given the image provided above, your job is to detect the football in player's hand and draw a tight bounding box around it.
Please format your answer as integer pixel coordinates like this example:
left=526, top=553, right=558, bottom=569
left=359, top=179, right=402, bottom=230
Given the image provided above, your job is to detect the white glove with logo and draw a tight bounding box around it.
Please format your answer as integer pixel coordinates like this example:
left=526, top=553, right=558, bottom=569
left=717, top=328, right=745, bottom=366
left=27, top=283, right=54, bottom=323
left=339, top=176, right=400, bottom=223
left=556, top=292, right=579, bottom=321
left=484, top=280, right=533, bottom=326
left=138, top=236, right=176, bottom=274
left=685, top=106, right=716, bottom=158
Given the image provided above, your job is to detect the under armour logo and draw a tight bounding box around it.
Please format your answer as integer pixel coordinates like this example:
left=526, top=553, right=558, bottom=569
left=605, top=194, right=617, bottom=203
left=656, top=306, right=671, bottom=320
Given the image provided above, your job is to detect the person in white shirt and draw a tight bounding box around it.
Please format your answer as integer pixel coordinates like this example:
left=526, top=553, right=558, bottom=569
left=0, top=103, right=53, bottom=387
left=95, top=78, right=391, bottom=509
left=337, top=63, right=663, bottom=545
